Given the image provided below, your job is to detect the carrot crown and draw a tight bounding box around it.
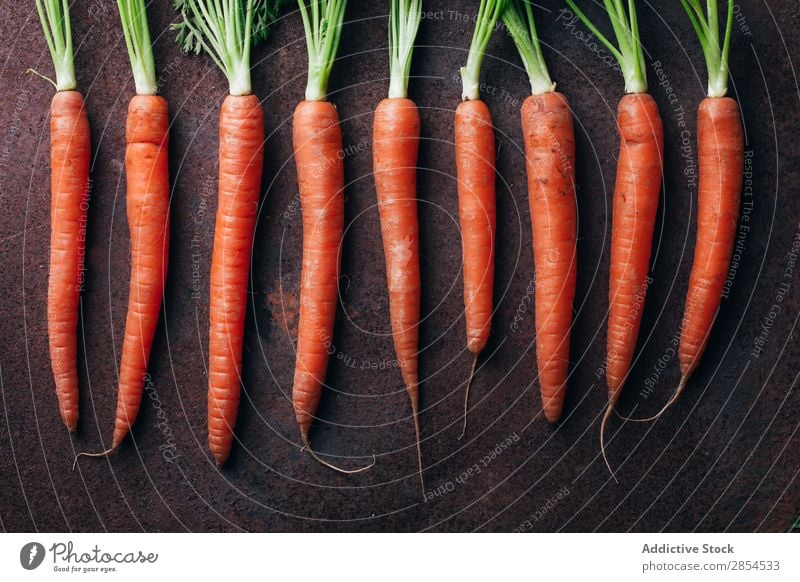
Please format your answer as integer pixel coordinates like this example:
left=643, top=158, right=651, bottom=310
left=34, top=0, right=76, bottom=91
left=680, top=0, right=734, bottom=98
left=503, top=0, right=554, bottom=95
left=564, top=0, right=648, bottom=94
left=387, top=0, right=422, bottom=99
left=460, top=0, right=507, bottom=101
left=118, top=0, right=157, bottom=96
left=172, top=0, right=285, bottom=96
left=297, top=0, right=348, bottom=102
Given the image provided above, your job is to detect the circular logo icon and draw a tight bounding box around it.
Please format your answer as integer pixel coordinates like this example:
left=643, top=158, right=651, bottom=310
left=20, top=542, right=45, bottom=570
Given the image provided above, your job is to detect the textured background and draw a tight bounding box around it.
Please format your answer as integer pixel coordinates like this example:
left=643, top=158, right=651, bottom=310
left=1, top=0, right=798, bottom=532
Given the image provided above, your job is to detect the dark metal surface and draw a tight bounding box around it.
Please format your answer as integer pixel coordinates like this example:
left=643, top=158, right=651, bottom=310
left=0, top=0, right=798, bottom=532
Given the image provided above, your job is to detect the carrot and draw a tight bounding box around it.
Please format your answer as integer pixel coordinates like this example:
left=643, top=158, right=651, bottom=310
left=457, top=0, right=505, bottom=438
left=634, top=0, right=744, bottom=419
left=505, top=0, right=577, bottom=423
left=173, top=0, right=280, bottom=465
left=292, top=0, right=373, bottom=473
left=566, top=0, right=664, bottom=479
left=372, top=0, right=424, bottom=493
left=76, top=2, right=169, bottom=462
left=35, top=0, right=90, bottom=433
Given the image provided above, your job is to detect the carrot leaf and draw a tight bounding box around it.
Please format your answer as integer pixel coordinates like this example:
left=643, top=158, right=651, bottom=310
left=564, top=0, right=648, bottom=94
left=461, top=0, right=507, bottom=101
left=503, top=0, right=554, bottom=95
left=172, top=0, right=285, bottom=96
left=34, top=0, right=76, bottom=91
left=297, top=0, right=348, bottom=101
left=388, top=0, right=421, bottom=99
left=679, top=0, right=734, bottom=97
left=117, top=0, right=157, bottom=95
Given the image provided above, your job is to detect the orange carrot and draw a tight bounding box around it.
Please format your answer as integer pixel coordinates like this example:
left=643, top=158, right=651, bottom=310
left=373, top=97, right=423, bottom=489
left=456, top=0, right=505, bottom=437
left=634, top=1, right=744, bottom=416
left=207, top=94, right=264, bottom=465
left=172, top=0, right=280, bottom=465
left=456, top=99, right=497, bottom=360
left=566, top=0, right=663, bottom=478
left=521, top=93, right=577, bottom=423
left=109, top=94, right=170, bottom=450
left=292, top=99, right=346, bottom=457
left=677, top=98, right=743, bottom=387
left=36, top=0, right=90, bottom=433
left=48, top=90, right=90, bottom=434
left=291, top=0, right=372, bottom=473
left=605, top=93, right=664, bottom=406
left=505, top=0, right=577, bottom=423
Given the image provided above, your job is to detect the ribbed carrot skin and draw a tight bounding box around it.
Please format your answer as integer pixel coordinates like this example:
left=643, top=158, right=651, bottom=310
left=48, top=90, right=91, bottom=432
left=207, top=94, right=264, bottom=465
left=373, top=97, right=421, bottom=404
left=111, top=95, right=170, bottom=449
left=520, top=92, right=577, bottom=423
left=679, top=97, right=744, bottom=379
left=455, top=99, right=496, bottom=355
left=606, top=93, right=664, bottom=402
left=291, top=100, right=345, bottom=444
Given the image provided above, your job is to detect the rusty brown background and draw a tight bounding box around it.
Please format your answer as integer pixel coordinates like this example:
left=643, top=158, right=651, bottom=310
left=1, top=0, right=798, bottom=532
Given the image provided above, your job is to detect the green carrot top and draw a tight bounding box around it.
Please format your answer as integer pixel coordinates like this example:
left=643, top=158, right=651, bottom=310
left=461, top=0, right=507, bottom=101
left=564, top=0, right=647, bottom=94
left=172, top=0, right=285, bottom=96
left=388, top=0, right=422, bottom=99
left=297, top=0, right=348, bottom=102
left=680, top=0, right=734, bottom=98
left=118, top=0, right=157, bottom=95
left=35, top=0, right=76, bottom=91
left=503, top=0, right=554, bottom=95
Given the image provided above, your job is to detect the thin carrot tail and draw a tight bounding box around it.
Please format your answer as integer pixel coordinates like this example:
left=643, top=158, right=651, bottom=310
left=616, top=375, right=690, bottom=423
left=72, top=446, right=118, bottom=471
left=300, top=431, right=375, bottom=475
left=600, top=402, right=619, bottom=484
left=408, top=388, right=426, bottom=501
left=459, top=352, right=480, bottom=440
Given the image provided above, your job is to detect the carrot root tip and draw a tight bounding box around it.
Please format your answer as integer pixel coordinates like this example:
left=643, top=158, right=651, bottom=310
left=301, top=434, right=375, bottom=475
left=72, top=447, right=118, bottom=471
left=459, top=352, right=480, bottom=440
left=410, top=394, right=426, bottom=501
left=600, top=404, right=619, bottom=484
left=615, top=375, right=689, bottom=423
